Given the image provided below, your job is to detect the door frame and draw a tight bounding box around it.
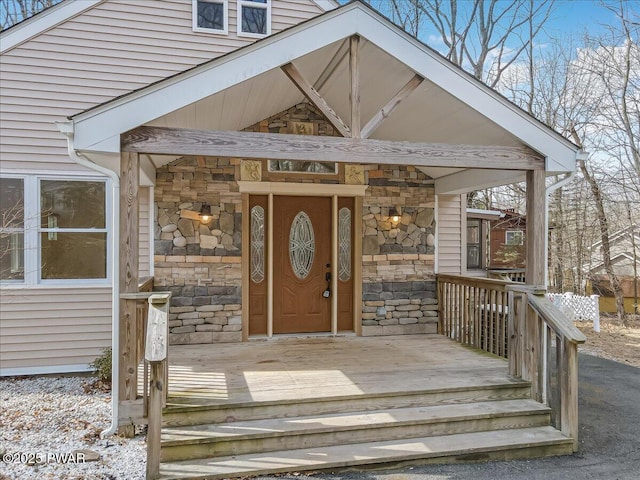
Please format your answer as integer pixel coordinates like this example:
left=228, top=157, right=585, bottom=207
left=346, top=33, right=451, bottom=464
left=239, top=181, right=367, bottom=339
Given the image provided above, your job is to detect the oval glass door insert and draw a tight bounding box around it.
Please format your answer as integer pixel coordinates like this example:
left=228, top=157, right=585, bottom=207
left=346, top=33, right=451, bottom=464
left=289, top=211, right=315, bottom=279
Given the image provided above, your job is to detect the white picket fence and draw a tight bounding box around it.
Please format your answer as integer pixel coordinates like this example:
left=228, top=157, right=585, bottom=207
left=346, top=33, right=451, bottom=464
left=547, top=292, right=600, bottom=332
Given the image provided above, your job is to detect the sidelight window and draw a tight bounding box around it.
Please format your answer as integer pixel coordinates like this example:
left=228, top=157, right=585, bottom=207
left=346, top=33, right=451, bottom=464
left=338, top=207, right=351, bottom=281
left=250, top=205, right=265, bottom=283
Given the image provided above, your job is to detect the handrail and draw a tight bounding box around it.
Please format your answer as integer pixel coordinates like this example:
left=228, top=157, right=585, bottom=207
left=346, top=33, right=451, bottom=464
left=437, top=274, right=585, bottom=452
left=527, top=294, right=586, bottom=345
left=510, top=288, right=584, bottom=452
left=437, top=274, right=511, bottom=290
left=144, top=293, right=170, bottom=480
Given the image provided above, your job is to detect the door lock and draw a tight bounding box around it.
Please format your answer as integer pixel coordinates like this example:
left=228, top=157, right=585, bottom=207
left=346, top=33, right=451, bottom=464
left=323, top=269, right=331, bottom=298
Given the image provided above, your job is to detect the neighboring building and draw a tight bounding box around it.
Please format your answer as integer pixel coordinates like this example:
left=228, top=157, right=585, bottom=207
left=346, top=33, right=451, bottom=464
left=466, top=208, right=526, bottom=279
left=587, top=225, right=640, bottom=314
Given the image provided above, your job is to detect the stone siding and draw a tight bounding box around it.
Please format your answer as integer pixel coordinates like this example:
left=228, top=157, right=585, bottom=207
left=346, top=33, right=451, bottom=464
left=361, top=166, right=438, bottom=336
left=154, top=157, right=243, bottom=344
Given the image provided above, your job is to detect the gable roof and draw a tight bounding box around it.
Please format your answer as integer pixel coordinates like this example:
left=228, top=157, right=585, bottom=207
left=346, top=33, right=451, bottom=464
left=63, top=1, right=580, bottom=183
left=589, top=252, right=639, bottom=274
left=589, top=225, right=640, bottom=251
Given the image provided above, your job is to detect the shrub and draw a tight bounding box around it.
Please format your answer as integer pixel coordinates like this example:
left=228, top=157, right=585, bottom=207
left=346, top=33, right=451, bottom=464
left=89, top=347, right=112, bottom=383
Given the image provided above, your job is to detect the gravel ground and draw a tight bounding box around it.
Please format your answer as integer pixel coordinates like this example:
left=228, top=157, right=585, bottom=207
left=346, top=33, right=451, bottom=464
left=0, top=376, right=145, bottom=480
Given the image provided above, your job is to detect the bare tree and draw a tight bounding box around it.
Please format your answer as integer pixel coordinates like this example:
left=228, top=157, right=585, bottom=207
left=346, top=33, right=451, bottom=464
left=1, top=0, right=62, bottom=30
left=367, top=0, right=554, bottom=87
left=577, top=153, right=627, bottom=324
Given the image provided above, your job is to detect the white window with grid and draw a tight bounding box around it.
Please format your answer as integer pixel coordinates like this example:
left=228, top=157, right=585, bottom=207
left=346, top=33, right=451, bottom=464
left=237, top=0, right=271, bottom=38
left=193, top=0, right=228, bottom=34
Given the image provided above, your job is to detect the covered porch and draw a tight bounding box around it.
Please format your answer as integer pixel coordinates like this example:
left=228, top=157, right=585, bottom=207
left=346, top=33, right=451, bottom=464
left=151, top=333, right=574, bottom=478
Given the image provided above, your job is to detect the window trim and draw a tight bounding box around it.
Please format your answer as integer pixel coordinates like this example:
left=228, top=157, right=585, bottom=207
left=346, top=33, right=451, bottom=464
left=0, top=175, right=26, bottom=283
left=237, top=0, right=271, bottom=38
left=192, top=0, right=229, bottom=35
left=466, top=218, right=482, bottom=270
left=505, top=229, right=524, bottom=246
left=0, top=174, right=111, bottom=286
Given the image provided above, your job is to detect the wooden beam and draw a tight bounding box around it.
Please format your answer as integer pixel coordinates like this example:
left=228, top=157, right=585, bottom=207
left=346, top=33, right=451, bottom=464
left=281, top=62, right=351, bottom=138
left=350, top=35, right=361, bottom=138
left=122, top=126, right=545, bottom=170
left=526, top=170, right=546, bottom=284
left=119, top=150, right=139, bottom=437
left=314, top=38, right=349, bottom=92
left=361, top=74, right=424, bottom=139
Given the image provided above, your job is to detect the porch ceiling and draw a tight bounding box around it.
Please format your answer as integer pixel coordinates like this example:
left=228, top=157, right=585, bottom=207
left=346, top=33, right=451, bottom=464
left=67, top=2, right=581, bottom=193
left=145, top=37, right=524, bottom=181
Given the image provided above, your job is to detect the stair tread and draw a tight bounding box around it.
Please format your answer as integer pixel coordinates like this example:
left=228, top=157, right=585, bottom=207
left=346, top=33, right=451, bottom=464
left=164, top=377, right=531, bottom=411
left=159, top=426, right=572, bottom=479
left=162, top=399, right=550, bottom=445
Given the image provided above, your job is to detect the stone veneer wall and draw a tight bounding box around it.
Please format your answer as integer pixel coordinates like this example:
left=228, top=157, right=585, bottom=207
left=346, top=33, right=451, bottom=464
left=154, top=157, right=243, bottom=345
left=152, top=104, right=439, bottom=344
left=360, top=165, right=438, bottom=336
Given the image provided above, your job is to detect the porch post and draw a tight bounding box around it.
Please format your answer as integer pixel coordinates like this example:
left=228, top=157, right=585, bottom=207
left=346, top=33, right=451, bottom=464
left=525, top=169, right=545, bottom=403
left=526, top=170, right=546, bottom=285
left=349, top=35, right=360, bottom=138
left=119, top=151, right=140, bottom=436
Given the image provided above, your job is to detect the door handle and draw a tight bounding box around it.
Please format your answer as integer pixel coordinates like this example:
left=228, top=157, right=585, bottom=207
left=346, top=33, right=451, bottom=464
left=323, top=266, right=331, bottom=298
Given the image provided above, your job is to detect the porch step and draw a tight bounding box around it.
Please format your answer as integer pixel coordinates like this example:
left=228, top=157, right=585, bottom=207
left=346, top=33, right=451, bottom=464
left=159, top=426, right=574, bottom=479
left=162, top=379, right=532, bottom=427
left=160, top=399, right=551, bottom=462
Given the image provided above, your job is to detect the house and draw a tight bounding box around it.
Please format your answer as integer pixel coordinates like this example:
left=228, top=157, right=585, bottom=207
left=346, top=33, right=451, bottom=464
left=587, top=225, right=640, bottom=314
left=466, top=208, right=526, bottom=280
left=1, top=0, right=586, bottom=475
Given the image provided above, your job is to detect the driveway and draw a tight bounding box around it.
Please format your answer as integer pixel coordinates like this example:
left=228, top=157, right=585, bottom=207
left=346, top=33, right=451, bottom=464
left=258, top=353, right=640, bottom=480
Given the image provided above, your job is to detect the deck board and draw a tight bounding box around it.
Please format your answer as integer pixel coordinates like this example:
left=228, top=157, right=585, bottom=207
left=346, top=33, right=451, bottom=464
left=153, top=334, right=522, bottom=407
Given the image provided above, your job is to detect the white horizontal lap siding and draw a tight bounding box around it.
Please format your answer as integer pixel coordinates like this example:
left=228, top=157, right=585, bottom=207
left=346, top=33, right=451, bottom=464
left=0, top=0, right=324, bottom=171
left=437, top=194, right=464, bottom=274
left=0, top=287, right=112, bottom=373
left=139, top=187, right=151, bottom=277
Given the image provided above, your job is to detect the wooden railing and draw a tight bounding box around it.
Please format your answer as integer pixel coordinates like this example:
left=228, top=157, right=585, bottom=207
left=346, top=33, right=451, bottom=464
left=437, top=275, right=511, bottom=357
left=508, top=285, right=586, bottom=451
left=120, top=279, right=171, bottom=424
left=488, top=268, right=526, bottom=283
left=438, top=275, right=587, bottom=451
left=144, top=293, right=170, bottom=480
left=120, top=280, right=171, bottom=479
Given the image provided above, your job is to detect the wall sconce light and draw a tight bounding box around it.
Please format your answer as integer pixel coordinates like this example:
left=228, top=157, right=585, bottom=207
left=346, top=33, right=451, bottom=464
left=389, top=207, right=400, bottom=224
left=199, top=203, right=212, bottom=223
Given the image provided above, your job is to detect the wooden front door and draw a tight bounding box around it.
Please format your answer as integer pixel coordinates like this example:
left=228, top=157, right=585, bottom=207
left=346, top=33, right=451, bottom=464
left=273, top=196, right=332, bottom=333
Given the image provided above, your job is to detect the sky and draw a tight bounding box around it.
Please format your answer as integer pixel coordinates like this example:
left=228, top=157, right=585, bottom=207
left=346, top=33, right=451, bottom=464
left=544, top=0, right=622, bottom=39
left=1, top=1, right=627, bottom=38
left=359, top=0, right=627, bottom=44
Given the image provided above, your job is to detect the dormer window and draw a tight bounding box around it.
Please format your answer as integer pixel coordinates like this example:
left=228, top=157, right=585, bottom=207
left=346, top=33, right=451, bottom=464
left=237, top=0, right=271, bottom=37
left=193, top=0, right=228, bottom=34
